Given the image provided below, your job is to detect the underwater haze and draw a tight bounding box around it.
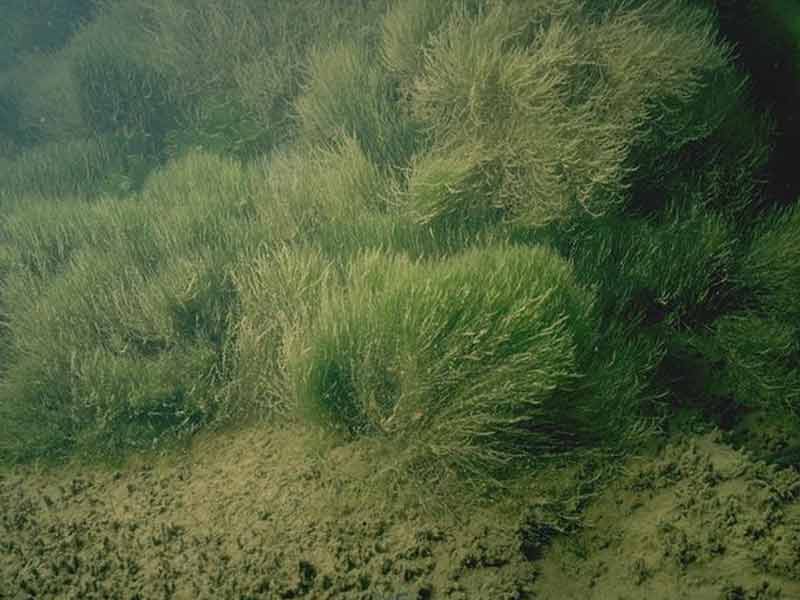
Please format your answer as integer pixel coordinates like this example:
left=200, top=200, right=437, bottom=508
left=1, top=1, right=799, bottom=597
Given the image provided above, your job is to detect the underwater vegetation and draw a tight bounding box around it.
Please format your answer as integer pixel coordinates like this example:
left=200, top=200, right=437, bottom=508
left=712, top=0, right=800, bottom=209
left=0, top=0, right=797, bottom=485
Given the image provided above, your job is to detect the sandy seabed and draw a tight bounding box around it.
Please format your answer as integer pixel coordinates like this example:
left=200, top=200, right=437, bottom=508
left=2, top=424, right=799, bottom=599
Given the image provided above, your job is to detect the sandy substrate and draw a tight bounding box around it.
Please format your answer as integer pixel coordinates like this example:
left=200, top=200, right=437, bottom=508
left=2, top=424, right=799, bottom=599
left=534, top=434, right=800, bottom=599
